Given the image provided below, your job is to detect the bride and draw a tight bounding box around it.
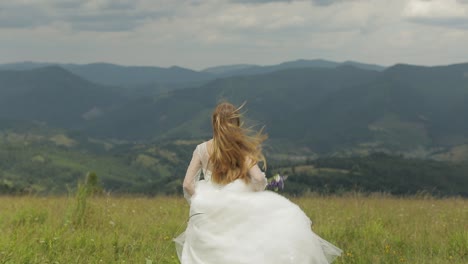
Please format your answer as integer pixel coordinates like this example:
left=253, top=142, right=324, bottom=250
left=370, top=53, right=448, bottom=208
left=174, top=102, right=342, bottom=264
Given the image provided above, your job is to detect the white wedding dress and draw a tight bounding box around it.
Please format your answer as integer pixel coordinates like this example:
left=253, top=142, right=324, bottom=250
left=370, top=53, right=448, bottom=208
left=174, top=142, right=342, bottom=264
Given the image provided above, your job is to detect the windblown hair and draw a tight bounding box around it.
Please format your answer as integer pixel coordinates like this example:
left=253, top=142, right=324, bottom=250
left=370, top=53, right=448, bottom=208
left=209, top=101, right=267, bottom=185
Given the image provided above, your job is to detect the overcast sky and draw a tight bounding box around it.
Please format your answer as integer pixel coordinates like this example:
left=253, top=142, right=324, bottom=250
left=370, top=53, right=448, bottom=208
left=1, top=0, right=468, bottom=70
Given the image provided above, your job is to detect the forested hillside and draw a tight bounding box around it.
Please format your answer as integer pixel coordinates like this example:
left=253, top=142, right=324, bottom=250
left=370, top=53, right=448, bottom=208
left=0, top=126, right=194, bottom=195
left=0, top=67, right=126, bottom=128
left=82, top=62, right=468, bottom=155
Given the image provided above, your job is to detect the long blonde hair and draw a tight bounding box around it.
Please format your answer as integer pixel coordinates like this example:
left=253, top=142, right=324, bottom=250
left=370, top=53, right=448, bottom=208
left=209, top=101, right=267, bottom=185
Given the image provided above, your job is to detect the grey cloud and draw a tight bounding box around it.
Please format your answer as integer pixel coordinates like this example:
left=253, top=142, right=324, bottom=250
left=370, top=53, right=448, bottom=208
left=0, top=1, right=168, bottom=31
left=230, top=0, right=295, bottom=3
left=68, top=11, right=165, bottom=32
left=312, top=0, right=349, bottom=6
left=230, top=0, right=354, bottom=5
left=0, top=5, right=50, bottom=28
left=407, top=17, right=468, bottom=30
left=51, top=0, right=83, bottom=9
left=49, top=0, right=136, bottom=11
left=106, top=1, right=137, bottom=11
left=404, top=0, right=468, bottom=30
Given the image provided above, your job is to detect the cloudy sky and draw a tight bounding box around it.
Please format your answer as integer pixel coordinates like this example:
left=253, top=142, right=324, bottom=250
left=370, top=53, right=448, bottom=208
left=1, top=0, right=468, bottom=70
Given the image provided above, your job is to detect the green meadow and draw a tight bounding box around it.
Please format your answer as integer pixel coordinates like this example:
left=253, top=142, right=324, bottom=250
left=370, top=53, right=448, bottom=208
left=0, top=195, right=466, bottom=264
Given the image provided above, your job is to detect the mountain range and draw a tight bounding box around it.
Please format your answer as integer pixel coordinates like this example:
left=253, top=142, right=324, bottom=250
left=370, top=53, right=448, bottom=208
left=1, top=59, right=468, bottom=159
left=0, top=59, right=385, bottom=87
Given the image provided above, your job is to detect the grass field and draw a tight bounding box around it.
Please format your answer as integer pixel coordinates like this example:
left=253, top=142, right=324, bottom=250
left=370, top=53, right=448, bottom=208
left=0, top=194, right=466, bottom=263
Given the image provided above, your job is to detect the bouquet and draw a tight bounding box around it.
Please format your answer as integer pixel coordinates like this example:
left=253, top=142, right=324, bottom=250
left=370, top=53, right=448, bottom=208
left=266, top=174, right=288, bottom=192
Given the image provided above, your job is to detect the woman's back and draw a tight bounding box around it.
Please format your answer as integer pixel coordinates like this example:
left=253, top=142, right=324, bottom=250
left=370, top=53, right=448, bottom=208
left=186, top=140, right=267, bottom=193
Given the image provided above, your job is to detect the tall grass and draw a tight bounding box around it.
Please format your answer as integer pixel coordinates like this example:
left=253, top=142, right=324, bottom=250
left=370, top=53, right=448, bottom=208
left=0, top=194, right=466, bottom=263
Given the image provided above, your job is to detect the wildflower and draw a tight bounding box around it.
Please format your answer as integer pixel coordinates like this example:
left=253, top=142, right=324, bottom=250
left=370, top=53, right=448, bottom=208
left=385, top=244, right=391, bottom=254
left=266, top=174, right=288, bottom=191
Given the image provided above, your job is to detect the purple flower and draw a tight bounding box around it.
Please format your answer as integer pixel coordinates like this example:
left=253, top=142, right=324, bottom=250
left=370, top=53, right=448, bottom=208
left=267, top=174, right=287, bottom=191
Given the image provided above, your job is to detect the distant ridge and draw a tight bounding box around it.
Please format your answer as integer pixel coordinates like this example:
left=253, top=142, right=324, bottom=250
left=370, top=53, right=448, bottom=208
left=0, top=59, right=386, bottom=87
left=0, top=62, right=214, bottom=87
left=201, top=59, right=386, bottom=78
left=63, top=63, right=215, bottom=86
left=202, top=64, right=256, bottom=74
left=0, top=61, right=55, bottom=70
left=341, top=60, right=387, bottom=72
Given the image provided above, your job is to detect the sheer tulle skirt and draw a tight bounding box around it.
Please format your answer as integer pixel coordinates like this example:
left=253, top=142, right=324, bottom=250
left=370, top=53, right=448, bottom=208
left=174, top=180, right=342, bottom=264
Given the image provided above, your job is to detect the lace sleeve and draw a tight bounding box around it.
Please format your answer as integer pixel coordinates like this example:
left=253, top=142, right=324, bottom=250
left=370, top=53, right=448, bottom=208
left=182, top=146, right=202, bottom=203
left=249, top=164, right=267, bottom=192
